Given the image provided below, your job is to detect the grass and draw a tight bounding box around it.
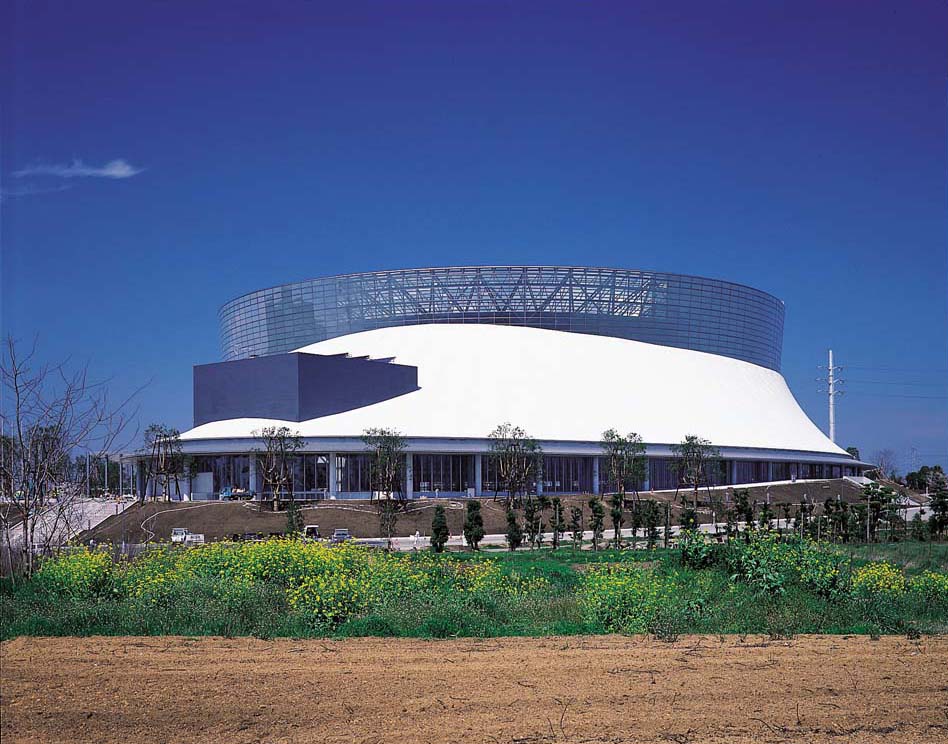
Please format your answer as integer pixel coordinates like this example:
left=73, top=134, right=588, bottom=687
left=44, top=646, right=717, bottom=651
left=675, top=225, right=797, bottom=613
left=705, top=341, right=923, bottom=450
left=828, top=541, right=948, bottom=576
left=1, top=539, right=945, bottom=640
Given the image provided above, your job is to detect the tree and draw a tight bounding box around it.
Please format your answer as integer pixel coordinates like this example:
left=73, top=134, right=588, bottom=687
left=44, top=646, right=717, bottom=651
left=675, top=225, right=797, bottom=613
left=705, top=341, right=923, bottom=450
left=141, top=423, right=183, bottom=503
left=928, top=473, right=948, bottom=539
left=253, top=426, right=303, bottom=511
left=505, top=507, right=523, bottom=551
left=487, top=423, right=542, bottom=507
left=378, top=499, right=399, bottom=551
left=671, top=435, right=722, bottom=514
left=601, top=429, right=647, bottom=503
left=609, top=493, right=624, bottom=549
left=0, top=337, right=136, bottom=577
left=550, top=496, right=566, bottom=550
left=680, top=505, right=698, bottom=530
left=524, top=498, right=543, bottom=549
left=588, top=497, right=605, bottom=551
left=430, top=504, right=449, bottom=552
left=870, top=449, right=898, bottom=481
left=846, top=446, right=861, bottom=461
left=641, top=500, right=661, bottom=548
left=362, top=428, right=406, bottom=503
left=861, top=483, right=899, bottom=542
left=906, top=465, right=944, bottom=493
left=463, top=500, right=485, bottom=550
left=285, top=499, right=303, bottom=536
left=535, top=495, right=550, bottom=548
left=569, top=505, right=584, bottom=550
left=628, top=501, right=643, bottom=548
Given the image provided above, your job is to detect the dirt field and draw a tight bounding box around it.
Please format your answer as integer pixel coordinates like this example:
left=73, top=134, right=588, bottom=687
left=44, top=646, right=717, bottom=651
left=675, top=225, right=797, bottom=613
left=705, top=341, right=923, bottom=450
left=83, top=479, right=867, bottom=543
left=2, top=635, right=946, bottom=743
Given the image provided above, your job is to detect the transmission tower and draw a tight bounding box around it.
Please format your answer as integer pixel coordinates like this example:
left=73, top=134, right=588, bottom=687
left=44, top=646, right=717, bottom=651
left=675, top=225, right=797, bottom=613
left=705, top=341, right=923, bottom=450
left=817, top=349, right=844, bottom=443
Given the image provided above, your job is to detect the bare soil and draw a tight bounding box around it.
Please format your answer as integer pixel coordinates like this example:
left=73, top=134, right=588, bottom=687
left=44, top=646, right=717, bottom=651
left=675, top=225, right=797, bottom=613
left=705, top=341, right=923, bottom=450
left=2, top=635, right=946, bottom=743
left=83, top=479, right=865, bottom=543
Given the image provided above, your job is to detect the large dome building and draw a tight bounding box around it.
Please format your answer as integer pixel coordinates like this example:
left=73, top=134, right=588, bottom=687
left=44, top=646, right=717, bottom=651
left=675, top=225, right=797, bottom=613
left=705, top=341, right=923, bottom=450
left=176, top=266, right=863, bottom=499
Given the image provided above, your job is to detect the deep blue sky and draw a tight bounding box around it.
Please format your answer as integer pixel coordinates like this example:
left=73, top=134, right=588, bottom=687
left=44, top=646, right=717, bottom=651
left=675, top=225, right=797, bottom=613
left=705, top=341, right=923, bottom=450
left=2, top=1, right=946, bottom=471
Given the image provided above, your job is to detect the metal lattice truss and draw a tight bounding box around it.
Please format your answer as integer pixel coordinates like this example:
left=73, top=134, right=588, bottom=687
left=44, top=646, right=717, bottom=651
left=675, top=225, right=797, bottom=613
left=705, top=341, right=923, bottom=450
left=219, top=266, right=785, bottom=370
left=334, top=267, right=668, bottom=320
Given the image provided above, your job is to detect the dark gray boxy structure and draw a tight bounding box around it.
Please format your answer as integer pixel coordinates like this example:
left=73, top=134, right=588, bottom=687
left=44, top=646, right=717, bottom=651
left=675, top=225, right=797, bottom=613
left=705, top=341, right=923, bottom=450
left=193, top=352, right=419, bottom=427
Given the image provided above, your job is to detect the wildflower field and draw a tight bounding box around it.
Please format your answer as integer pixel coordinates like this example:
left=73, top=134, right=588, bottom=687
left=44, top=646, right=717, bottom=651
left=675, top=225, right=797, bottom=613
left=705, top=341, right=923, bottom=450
left=2, top=536, right=946, bottom=639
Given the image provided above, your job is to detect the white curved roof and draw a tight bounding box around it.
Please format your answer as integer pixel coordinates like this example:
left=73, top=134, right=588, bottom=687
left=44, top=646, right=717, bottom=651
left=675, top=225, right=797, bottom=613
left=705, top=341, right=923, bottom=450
left=182, top=324, right=846, bottom=456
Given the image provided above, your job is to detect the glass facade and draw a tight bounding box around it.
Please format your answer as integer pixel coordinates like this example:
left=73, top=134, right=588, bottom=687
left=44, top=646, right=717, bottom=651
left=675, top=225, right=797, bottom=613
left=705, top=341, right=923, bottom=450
left=482, top=455, right=539, bottom=495
left=412, top=454, right=474, bottom=494
left=220, top=266, right=785, bottom=371
left=336, top=454, right=375, bottom=493
left=542, top=456, right=594, bottom=494
left=192, top=453, right=329, bottom=498
left=191, top=455, right=252, bottom=493
left=181, top=453, right=860, bottom=500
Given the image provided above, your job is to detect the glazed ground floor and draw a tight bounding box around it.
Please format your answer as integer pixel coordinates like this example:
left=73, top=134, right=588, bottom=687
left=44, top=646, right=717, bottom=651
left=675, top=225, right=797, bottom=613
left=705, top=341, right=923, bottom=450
left=143, top=444, right=866, bottom=500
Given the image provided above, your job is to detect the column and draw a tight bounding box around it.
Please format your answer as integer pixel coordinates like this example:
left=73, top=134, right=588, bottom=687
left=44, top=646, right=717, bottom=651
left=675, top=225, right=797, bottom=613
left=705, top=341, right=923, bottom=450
left=767, top=461, right=774, bottom=482
left=405, top=452, right=414, bottom=500
left=249, top=455, right=257, bottom=497
left=328, top=453, right=338, bottom=498
left=642, top=457, right=651, bottom=492
left=135, top=460, right=145, bottom=498
left=474, top=454, right=483, bottom=496
left=592, top=457, right=600, bottom=495
left=730, top=460, right=738, bottom=485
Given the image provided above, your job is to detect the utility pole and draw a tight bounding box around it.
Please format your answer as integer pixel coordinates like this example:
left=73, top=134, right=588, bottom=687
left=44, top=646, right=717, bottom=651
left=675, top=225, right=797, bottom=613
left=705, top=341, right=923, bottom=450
left=817, top=349, right=844, bottom=443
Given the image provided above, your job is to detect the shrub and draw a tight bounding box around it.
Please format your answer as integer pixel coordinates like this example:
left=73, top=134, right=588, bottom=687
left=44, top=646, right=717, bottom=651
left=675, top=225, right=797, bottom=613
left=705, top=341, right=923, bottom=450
left=288, top=569, right=368, bottom=628
left=795, top=545, right=846, bottom=598
left=579, top=565, right=671, bottom=633
left=907, top=571, right=948, bottom=606
left=679, top=530, right=715, bottom=568
left=505, top=508, right=523, bottom=551
left=430, top=505, right=449, bottom=552
left=726, top=533, right=789, bottom=596
left=116, top=547, right=182, bottom=604
left=464, top=501, right=486, bottom=551
left=851, top=562, right=906, bottom=599
left=32, top=550, right=113, bottom=599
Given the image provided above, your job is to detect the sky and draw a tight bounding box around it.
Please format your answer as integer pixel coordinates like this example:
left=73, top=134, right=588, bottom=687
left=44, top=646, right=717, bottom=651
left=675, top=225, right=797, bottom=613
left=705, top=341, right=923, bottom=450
left=2, top=0, right=946, bottom=471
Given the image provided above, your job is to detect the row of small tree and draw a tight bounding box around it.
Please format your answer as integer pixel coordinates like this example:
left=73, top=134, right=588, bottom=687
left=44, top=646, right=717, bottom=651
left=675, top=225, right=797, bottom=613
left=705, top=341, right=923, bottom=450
left=487, top=423, right=721, bottom=511
left=427, top=494, right=669, bottom=553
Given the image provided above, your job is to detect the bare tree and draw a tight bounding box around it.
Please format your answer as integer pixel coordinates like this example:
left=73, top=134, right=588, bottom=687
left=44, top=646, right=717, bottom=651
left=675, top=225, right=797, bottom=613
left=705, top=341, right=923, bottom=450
left=252, top=426, right=303, bottom=511
left=671, top=434, right=722, bottom=514
left=140, top=423, right=183, bottom=503
left=0, top=337, right=136, bottom=578
left=487, top=422, right=543, bottom=507
left=870, top=449, right=898, bottom=481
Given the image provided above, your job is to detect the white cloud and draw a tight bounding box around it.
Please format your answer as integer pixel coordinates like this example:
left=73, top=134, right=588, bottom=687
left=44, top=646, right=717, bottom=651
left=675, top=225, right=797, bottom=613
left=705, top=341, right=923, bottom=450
left=13, top=158, right=144, bottom=179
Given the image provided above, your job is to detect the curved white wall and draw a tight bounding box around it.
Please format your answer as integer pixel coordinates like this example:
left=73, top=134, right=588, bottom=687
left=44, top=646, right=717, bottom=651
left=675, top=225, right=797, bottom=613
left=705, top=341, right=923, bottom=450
left=183, top=324, right=844, bottom=457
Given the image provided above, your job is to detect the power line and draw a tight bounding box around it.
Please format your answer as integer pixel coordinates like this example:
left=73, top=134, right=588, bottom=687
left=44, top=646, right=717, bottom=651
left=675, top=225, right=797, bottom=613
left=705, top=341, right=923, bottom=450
left=847, top=379, right=947, bottom=387
left=845, top=391, right=948, bottom=400
left=844, top=365, right=948, bottom=373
